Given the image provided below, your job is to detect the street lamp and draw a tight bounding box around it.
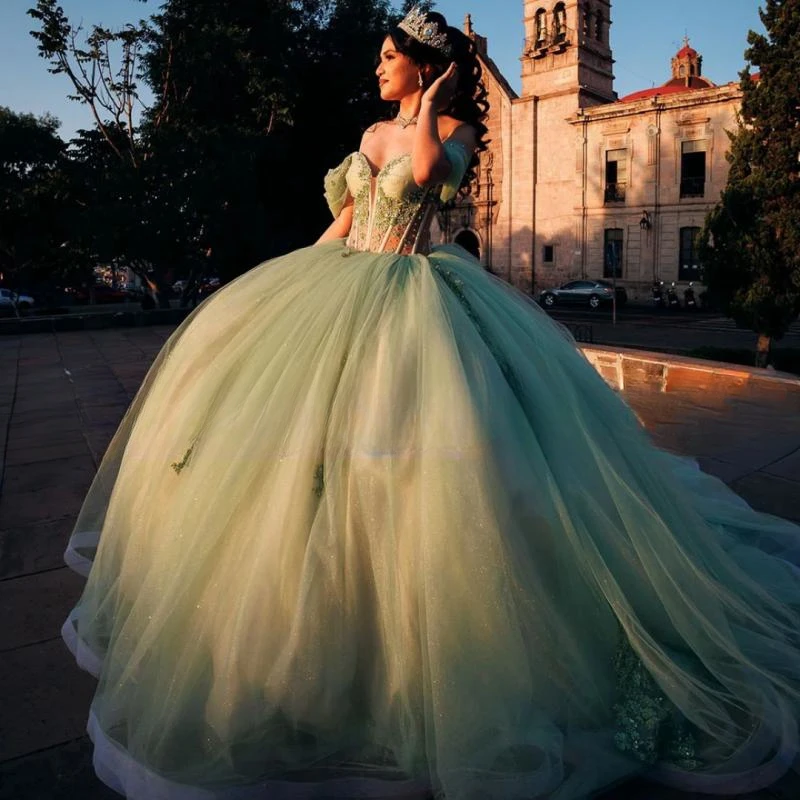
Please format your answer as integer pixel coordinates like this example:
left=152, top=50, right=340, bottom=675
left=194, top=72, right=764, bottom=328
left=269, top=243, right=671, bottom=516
left=639, top=210, right=652, bottom=231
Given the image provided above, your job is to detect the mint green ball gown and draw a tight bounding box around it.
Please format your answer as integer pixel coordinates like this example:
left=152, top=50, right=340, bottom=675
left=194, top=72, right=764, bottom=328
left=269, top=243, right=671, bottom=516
left=63, top=141, right=800, bottom=799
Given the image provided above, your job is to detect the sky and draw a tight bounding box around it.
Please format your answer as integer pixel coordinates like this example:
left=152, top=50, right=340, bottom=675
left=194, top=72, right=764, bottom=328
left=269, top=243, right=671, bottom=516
left=0, top=0, right=765, bottom=141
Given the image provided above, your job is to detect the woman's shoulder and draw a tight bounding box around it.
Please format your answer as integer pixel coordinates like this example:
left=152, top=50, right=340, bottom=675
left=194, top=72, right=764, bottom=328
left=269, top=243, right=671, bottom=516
left=441, top=117, right=478, bottom=152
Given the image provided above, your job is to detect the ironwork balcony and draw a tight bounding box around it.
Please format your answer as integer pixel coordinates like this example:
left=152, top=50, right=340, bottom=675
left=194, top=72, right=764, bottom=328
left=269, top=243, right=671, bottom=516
left=680, top=177, right=705, bottom=198
left=604, top=183, right=627, bottom=203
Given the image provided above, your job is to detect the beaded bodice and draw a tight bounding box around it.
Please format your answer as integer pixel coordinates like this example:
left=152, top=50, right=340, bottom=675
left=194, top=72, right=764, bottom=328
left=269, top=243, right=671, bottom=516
left=324, top=141, right=470, bottom=256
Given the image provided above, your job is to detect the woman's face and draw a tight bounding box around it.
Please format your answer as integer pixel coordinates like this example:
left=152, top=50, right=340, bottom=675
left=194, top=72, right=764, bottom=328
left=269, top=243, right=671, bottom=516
left=376, top=37, right=423, bottom=102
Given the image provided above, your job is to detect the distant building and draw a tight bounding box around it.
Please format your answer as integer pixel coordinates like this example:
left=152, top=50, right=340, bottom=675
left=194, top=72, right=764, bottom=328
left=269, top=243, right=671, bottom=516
left=441, top=1, right=747, bottom=300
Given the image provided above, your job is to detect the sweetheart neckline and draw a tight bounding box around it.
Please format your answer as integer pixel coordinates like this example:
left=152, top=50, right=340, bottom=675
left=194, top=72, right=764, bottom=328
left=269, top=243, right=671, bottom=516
left=353, top=151, right=410, bottom=181
left=352, top=140, right=468, bottom=181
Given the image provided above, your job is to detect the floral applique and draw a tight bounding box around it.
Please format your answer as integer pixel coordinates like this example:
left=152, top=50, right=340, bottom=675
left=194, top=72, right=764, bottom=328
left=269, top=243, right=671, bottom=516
left=171, top=445, right=194, bottom=475
left=612, top=635, right=702, bottom=770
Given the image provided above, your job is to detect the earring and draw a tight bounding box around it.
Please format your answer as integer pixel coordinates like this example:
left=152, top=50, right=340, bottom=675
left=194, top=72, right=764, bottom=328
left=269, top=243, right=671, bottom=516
left=418, top=72, right=424, bottom=88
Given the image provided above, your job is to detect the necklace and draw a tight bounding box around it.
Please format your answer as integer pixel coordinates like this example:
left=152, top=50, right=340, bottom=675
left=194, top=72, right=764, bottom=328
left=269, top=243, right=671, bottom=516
left=395, top=113, right=418, bottom=129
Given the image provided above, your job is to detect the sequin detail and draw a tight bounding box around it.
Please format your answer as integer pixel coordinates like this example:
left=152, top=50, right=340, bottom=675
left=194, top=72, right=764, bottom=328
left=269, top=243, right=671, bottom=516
left=324, top=143, right=470, bottom=256
left=612, top=635, right=702, bottom=770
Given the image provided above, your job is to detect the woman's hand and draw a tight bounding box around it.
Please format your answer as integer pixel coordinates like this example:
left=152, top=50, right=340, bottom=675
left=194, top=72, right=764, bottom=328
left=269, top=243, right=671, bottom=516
left=421, top=62, right=458, bottom=111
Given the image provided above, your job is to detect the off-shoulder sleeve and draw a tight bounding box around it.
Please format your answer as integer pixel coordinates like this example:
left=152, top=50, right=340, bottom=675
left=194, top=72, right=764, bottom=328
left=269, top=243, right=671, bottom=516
left=323, top=154, right=355, bottom=219
left=440, top=141, right=472, bottom=204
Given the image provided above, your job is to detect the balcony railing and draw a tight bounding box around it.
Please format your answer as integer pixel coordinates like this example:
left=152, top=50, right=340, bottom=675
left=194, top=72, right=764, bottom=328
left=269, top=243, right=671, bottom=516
left=680, top=177, right=705, bottom=198
left=604, top=183, right=627, bottom=203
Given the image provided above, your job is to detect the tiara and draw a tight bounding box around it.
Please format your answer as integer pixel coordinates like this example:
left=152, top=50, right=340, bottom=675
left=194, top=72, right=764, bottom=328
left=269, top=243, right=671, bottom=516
left=397, top=6, right=453, bottom=58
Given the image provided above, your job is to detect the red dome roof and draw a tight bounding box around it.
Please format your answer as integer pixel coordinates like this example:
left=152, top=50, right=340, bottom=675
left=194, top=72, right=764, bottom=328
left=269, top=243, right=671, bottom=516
left=676, top=44, right=698, bottom=58
left=619, top=84, right=699, bottom=103
left=619, top=71, right=758, bottom=103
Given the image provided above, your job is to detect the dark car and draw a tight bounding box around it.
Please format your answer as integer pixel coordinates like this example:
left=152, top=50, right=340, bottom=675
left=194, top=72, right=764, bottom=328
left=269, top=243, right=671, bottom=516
left=539, top=279, right=628, bottom=310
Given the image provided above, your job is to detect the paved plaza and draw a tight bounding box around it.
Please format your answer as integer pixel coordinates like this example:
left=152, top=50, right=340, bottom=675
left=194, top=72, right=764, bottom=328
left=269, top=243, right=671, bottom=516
left=1, top=326, right=799, bottom=800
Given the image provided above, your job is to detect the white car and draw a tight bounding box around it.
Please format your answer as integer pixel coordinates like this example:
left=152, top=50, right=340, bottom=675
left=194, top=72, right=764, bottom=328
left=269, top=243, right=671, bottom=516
left=0, top=288, right=34, bottom=310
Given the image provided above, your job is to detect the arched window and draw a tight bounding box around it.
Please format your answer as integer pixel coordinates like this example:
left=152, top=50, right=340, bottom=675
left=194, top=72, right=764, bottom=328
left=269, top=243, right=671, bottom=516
left=595, top=10, right=604, bottom=41
left=553, top=2, right=567, bottom=43
left=534, top=8, right=547, bottom=47
left=679, top=64, right=686, bottom=77
left=582, top=5, right=593, bottom=38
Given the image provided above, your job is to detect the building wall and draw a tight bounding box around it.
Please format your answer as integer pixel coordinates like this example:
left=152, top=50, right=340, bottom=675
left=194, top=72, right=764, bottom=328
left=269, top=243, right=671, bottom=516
left=443, top=2, right=743, bottom=302
left=570, top=85, right=740, bottom=299
left=436, top=31, right=517, bottom=284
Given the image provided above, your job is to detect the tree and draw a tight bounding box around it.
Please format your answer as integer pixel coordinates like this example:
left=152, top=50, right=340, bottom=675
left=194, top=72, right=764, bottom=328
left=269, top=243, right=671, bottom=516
left=140, top=0, right=402, bottom=275
left=400, top=1, right=435, bottom=13
left=27, top=0, right=413, bottom=302
left=28, top=0, right=150, bottom=167
left=699, top=0, right=800, bottom=367
left=0, top=107, right=85, bottom=300
left=27, top=0, right=183, bottom=306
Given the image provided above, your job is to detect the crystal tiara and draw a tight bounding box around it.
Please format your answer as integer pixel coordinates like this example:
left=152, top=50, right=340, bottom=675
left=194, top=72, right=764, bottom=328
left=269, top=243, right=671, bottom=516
left=397, top=6, right=453, bottom=58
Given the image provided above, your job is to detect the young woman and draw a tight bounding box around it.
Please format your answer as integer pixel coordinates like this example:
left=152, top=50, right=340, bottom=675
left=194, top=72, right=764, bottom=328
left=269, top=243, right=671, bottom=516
left=63, top=8, right=800, bottom=799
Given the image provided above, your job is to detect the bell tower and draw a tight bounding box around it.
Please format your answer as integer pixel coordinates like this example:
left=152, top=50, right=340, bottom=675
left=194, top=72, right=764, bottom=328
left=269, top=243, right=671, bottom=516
left=502, top=1, right=616, bottom=295
left=521, top=0, right=615, bottom=105
left=671, top=37, right=702, bottom=85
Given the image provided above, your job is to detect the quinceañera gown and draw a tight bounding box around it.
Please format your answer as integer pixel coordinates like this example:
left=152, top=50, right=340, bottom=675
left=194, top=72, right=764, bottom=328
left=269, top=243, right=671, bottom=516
left=63, top=141, right=800, bottom=800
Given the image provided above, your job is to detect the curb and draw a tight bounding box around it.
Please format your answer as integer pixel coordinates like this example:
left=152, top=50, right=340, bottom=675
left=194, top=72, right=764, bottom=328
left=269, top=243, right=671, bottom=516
left=582, top=344, right=800, bottom=394
left=0, top=308, right=191, bottom=335
left=4, top=312, right=798, bottom=398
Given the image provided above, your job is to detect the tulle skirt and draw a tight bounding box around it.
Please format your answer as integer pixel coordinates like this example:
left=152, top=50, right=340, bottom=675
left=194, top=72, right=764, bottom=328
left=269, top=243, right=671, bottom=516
left=63, top=240, right=800, bottom=799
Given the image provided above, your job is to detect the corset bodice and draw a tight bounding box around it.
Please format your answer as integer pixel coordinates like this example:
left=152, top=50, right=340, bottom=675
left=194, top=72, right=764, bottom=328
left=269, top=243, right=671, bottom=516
left=324, top=141, right=470, bottom=255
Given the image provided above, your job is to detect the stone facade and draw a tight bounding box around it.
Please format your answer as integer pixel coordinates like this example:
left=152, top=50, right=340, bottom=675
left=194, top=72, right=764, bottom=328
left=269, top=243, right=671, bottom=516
left=439, top=2, right=743, bottom=301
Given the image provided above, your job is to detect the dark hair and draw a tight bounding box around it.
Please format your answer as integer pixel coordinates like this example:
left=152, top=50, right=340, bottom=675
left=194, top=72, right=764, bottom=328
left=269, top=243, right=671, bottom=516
left=388, top=11, right=489, bottom=192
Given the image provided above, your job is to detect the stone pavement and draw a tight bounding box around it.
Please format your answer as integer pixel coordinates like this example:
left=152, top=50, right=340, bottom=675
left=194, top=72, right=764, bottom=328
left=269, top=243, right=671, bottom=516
left=0, top=326, right=799, bottom=800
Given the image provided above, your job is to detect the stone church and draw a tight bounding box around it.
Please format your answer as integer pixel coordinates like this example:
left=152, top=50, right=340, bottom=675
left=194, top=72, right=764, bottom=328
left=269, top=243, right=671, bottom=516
left=440, top=0, right=745, bottom=301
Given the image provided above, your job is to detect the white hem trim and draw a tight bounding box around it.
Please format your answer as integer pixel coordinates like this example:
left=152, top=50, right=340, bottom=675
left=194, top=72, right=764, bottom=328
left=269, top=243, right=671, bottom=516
left=86, top=711, right=432, bottom=799
left=64, top=529, right=101, bottom=577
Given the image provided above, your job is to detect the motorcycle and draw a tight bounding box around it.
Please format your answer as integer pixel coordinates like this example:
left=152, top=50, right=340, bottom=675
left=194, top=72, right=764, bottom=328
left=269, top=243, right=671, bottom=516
left=683, top=281, right=697, bottom=310
left=666, top=281, right=681, bottom=310
left=651, top=280, right=665, bottom=309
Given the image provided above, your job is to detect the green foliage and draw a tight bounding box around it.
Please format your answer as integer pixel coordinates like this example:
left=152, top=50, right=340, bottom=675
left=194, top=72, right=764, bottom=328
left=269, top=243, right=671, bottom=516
left=29, top=0, right=149, bottom=166
left=140, top=0, right=401, bottom=272
left=26, top=0, right=173, bottom=304
left=0, top=107, right=86, bottom=289
left=699, top=0, right=800, bottom=360
left=400, top=1, right=435, bottom=14
left=22, top=0, right=415, bottom=300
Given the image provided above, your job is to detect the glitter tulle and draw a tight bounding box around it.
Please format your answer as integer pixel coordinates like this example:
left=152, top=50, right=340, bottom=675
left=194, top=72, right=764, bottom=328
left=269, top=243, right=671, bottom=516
left=62, top=149, right=800, bottom=799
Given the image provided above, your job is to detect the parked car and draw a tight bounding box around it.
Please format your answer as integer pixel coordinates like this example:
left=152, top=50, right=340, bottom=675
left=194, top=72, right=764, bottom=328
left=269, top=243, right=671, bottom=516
left=198, top=276, right=221, bottom=299
left=539, top=279, right=627, bottom=310
left=0, top=288, right=35, bottom=312
left=172, top=276, right=221, bottom=302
